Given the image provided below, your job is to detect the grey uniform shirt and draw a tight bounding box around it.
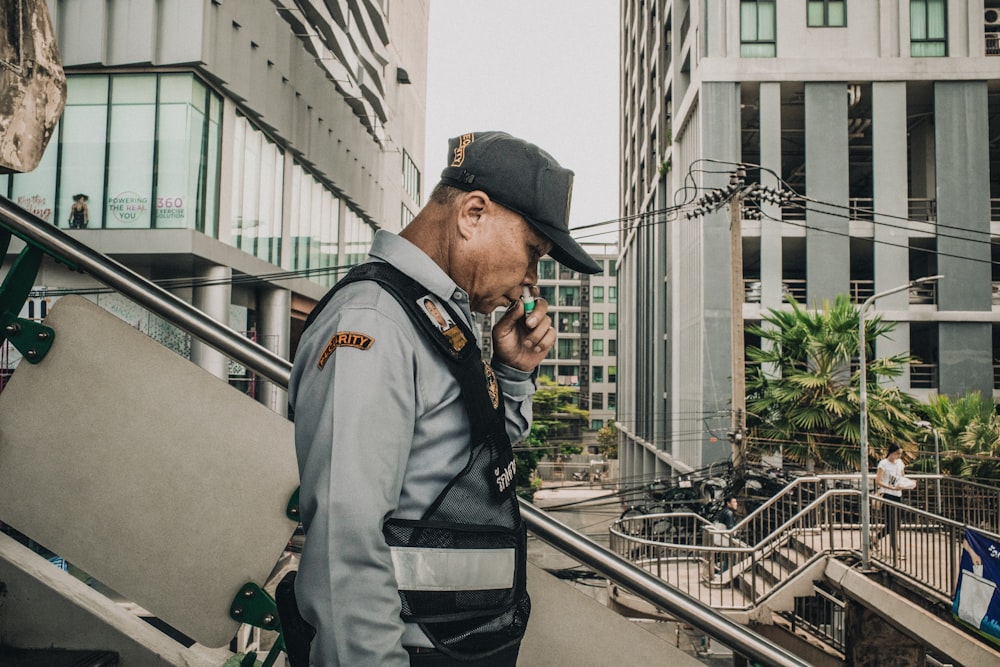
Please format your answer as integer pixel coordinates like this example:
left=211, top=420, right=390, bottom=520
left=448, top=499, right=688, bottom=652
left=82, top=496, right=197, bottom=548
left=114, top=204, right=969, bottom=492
left=289, top=230, right=536, bottom=666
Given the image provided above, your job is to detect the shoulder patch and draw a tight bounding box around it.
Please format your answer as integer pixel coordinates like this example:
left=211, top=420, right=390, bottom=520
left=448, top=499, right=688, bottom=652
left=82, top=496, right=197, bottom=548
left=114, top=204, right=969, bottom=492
left=317, top=331, right=375, bottom=369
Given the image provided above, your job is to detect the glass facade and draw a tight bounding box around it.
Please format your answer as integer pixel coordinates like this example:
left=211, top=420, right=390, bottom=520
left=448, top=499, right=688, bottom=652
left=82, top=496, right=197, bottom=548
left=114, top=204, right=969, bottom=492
left=1, top=72, right=376, bottom=291
left=5, top=73, right=222, bottom=232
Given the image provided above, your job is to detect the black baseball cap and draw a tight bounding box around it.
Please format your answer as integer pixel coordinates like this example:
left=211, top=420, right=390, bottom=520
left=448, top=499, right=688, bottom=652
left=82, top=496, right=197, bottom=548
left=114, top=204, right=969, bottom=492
left=440, top=131, right=602, bottom=274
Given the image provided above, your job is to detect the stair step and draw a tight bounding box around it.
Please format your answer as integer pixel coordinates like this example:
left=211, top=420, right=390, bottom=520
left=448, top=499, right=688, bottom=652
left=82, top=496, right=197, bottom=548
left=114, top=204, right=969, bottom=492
left=0, top=648, right=119, bottom=666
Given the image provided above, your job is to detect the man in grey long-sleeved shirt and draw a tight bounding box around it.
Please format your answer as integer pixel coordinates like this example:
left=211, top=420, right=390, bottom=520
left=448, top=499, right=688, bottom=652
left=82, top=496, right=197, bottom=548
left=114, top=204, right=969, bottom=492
left=289, top=131, right=601, bottom=666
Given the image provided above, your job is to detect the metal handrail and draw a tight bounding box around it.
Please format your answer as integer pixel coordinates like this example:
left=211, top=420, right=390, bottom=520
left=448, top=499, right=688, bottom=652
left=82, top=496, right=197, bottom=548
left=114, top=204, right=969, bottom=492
left=0, top=198, right=811, bottom=667
left=609, top=483, right=1000, bottom=612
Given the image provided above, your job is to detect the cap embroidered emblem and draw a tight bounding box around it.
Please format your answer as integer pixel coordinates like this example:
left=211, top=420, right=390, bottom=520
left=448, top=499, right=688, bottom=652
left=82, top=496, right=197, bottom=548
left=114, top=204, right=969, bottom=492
left=317, top=331, right=374, bottom=369
left=450, top=133, right=474, bottom=167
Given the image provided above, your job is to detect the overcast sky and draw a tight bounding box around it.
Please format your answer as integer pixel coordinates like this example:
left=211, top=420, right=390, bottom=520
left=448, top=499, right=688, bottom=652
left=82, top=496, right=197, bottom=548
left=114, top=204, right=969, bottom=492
left=425, top=0, right=620, bottom=243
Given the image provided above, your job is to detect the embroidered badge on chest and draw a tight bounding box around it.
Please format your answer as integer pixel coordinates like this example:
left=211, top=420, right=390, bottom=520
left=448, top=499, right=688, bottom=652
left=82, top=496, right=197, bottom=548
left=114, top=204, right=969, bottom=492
left=483, top=361, right=500, bottom=410
left=317, top=331, right=374, bottom=369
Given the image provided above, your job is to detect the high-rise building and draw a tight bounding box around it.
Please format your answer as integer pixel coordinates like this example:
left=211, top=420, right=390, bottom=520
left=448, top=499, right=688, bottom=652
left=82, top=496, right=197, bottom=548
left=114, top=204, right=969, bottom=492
left=618, top=1, right=1000, bottom=478
left=536, top=244, right=618, bottom=438
left=1, top=0, right=429, bottom=414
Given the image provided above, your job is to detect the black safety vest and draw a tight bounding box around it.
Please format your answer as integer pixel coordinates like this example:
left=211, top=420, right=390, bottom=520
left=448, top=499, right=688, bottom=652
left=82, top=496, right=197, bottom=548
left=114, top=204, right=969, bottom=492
left=304, top=262, right=530, bottom=660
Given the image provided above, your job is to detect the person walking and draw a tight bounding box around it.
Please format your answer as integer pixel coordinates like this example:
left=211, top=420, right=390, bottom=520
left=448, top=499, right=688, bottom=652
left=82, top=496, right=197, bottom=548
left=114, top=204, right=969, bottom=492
left=288, top=131, right=601, bottom=666
left=874, top=443, right=908, bottom=558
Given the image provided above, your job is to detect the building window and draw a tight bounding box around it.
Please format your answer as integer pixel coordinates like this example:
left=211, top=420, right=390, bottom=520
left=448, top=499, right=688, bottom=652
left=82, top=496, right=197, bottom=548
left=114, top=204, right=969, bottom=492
left=609, top=286, right=617, bottom=304
left=609, top=339, right=617, bottom=356
left=559, top=316, right=582, bottom=334
left=539, top=285, right=556, bottom=303
left=402, top=150, right=421, bottom=202
left=592, top=392, right=604, bottom=409
left=910, top=0, right=947, bottom=56
left=8, top=73, right=222, bottom=233
left=609, top=312, right=617, bottom=330
left=559, top=286, right=580, bottom=306
left=592, top=312, right=604, bottom=330
left=740, top=0, right=777, bottom=57
left=593, top=339, right=604, bottom=356
left=401, top=204, right=414, bottom=227
left=608, top=366, right=617, bottom=383
left=557, top=365, right=580, bottom=386
left=539, top=259, right=556, bottom=280
left=558, top=339, right=581, bottom=359
left=592, top=365, right=604, bottom=383
left=608, top=392, right=617, bottom=410
left=593, top=286, right=605, bottom=303
left=288, top=164, right=341, bottom=284
left=591, top=419, right=604, bottom=430
left=231, top=113, right=284, bottom=265
left=559, top=266, right=579, bottom=280
left=807, top=0, right=846, bottom=27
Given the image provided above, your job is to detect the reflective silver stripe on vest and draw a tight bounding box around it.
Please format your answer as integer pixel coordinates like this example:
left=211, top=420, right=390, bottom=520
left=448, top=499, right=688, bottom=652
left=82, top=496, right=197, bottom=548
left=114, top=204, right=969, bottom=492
left=390, top=547, right=515, bottom=591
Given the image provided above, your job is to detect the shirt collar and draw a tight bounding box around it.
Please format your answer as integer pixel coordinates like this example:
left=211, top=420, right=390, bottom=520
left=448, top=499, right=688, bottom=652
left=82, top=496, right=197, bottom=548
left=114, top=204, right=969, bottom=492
left=368, top=230, right=474, bottom=325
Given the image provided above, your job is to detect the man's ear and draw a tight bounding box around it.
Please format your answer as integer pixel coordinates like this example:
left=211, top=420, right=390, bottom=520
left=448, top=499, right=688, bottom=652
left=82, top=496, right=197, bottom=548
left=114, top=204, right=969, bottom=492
left=456, top=190, right=490, bottom=240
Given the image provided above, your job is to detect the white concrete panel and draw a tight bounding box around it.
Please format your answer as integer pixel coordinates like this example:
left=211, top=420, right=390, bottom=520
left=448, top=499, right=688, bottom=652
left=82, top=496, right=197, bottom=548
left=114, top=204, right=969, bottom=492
left=0, top=295, right=298, bottom=648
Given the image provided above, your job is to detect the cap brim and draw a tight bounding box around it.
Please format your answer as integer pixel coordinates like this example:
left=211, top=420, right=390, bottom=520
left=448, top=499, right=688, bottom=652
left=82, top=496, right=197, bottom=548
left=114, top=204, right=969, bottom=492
left=528, top=221, right=602, bottom=274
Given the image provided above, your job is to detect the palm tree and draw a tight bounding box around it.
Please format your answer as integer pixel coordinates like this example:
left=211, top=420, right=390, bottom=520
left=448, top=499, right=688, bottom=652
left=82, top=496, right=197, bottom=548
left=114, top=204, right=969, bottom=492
left=914, top=392, right=1000, bottom=481
left=746, top=295, right=921, bottom=471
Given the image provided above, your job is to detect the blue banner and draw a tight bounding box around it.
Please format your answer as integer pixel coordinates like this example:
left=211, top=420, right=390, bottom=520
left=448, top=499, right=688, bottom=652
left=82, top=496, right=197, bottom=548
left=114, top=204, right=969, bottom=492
left=953, top=528, right=1000, bottom=646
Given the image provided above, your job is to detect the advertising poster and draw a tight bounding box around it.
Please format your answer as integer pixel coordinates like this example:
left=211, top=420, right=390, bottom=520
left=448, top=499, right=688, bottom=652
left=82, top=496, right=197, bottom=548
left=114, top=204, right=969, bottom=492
left=953, top=528, right=1000, bottom=646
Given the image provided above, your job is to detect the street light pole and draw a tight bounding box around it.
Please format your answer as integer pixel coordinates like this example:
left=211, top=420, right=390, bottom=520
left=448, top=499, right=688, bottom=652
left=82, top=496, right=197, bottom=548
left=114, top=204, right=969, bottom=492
left=859, top=274, right=943, bottom=570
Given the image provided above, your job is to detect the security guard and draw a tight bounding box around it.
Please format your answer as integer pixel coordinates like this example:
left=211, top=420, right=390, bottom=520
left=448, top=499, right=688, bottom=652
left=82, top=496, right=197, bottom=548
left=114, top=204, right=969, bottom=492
left=289, top=131, right=601, bottom=666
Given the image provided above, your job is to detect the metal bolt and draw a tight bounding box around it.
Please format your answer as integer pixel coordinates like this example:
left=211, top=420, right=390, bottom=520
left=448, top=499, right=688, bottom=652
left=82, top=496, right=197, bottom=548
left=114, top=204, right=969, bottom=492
left=290, top=505, right=300, bottom=516
left=244, top=588, right=255, bottom=598
left=25, top=349, right=38, bottom=359
left=263, top=613, right=275, bottom=626
left=4, top=323, right=20, bottom=336
left=232, top=606, right=244, bottom=617
left=36, top=331, right=50, bottom=340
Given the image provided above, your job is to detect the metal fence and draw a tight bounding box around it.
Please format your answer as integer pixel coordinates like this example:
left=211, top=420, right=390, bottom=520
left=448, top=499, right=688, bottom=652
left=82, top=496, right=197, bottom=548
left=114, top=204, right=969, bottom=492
left=608, top=474, right=1000, bottom=612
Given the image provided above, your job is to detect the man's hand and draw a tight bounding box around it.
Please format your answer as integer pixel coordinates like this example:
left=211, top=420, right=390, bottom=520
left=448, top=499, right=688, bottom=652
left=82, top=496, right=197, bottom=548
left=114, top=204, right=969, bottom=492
left=492, top=292, right=555, bottom=372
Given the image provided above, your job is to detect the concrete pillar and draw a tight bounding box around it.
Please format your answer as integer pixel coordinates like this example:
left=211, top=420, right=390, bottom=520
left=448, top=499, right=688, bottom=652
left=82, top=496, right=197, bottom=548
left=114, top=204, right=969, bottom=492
left=759, top=82, right=783, bottom=310
left=257, top=286, right=291, bottom=416
left=934, top=81, right=992, bottom=397
left=871, top=81, right=910, bottom=384
left=805, top=82, right=850, bottom=304
left=190, top=264, right=231, bottom=380
left=845, top=601, right=924, bottom=666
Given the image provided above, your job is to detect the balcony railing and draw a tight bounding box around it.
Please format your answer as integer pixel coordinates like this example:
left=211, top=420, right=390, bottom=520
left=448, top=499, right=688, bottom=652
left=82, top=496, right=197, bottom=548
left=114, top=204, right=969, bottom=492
left=848, top=198, right=874, bottom=221
left=909, top=281, right=938, bottom=305
left=987, top=31, right=1000, bottom=56
left=849, top=279, right=874, bottom=303
left=910, top=362, right=938, bottom=389
left=908, top=198, right=937, bottom=222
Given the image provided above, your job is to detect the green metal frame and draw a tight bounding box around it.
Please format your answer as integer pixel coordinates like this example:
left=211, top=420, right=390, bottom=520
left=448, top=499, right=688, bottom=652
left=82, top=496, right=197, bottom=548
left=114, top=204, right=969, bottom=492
left=0, top=229, right=61, bottom=363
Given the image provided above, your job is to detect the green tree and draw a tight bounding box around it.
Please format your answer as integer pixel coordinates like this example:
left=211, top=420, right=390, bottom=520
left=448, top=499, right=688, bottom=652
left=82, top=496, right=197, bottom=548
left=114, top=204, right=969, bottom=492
left=745, top=295, right=921, bottom=471
left=514, top=377, right=590, bottom=498
left=597, top=421, right=619, bottom=459
left=913, top=392, right=1000, bottom=481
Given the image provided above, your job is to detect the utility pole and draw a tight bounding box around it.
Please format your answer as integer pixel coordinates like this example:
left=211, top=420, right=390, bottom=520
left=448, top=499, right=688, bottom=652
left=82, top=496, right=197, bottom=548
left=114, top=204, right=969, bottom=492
left=728, top=168, right=746, bottom=473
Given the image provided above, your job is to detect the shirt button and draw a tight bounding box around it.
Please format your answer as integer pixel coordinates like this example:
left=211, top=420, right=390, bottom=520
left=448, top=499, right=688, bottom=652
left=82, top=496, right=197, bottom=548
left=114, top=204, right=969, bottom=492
left=453, top=290, right=464, bottom=301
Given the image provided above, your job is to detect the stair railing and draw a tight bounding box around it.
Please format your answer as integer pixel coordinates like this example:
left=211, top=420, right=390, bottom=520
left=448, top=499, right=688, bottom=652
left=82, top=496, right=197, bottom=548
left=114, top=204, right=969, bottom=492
left=0, top=198, right=812, bottom=667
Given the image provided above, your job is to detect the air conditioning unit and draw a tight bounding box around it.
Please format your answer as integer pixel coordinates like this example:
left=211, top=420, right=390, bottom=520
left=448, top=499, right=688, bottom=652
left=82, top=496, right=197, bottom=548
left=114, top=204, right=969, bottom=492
left=986, top=8, right=1000, bottom=26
